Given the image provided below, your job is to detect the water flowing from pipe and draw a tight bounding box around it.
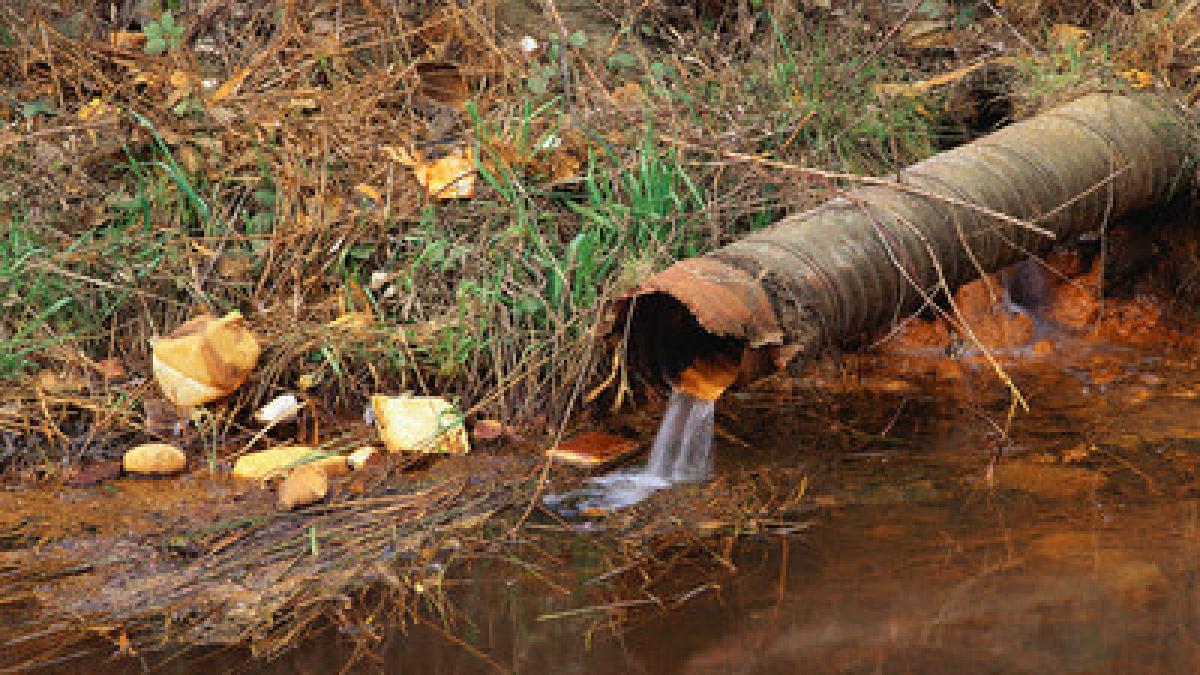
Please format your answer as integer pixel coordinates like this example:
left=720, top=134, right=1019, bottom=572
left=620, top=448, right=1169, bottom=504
left=544, top=389, right=715, bottom=515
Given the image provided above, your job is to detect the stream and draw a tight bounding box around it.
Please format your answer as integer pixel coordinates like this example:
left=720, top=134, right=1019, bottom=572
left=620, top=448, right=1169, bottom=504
left=31, top=333, right=1194, bottom=674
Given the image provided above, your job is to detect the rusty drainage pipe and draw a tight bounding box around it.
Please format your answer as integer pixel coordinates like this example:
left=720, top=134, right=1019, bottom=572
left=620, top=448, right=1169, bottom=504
left=604, top=93, right=1192, bottom=390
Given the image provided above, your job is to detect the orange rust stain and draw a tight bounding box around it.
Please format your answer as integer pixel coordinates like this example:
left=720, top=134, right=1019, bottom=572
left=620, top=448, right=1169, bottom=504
left=1047, top=267, right=1101, bottom=330
left=1031, top=339, right=1057, bottom=357
left=0, top=474, right=266, bottom=545
left=622, top=258, right=780, bottom=343
left=879, top=318, right=951, bottom=353
left=954, top=274, right=1035, bottom=350
left=676, top=351, right=740, bottom=401
left=1097, top=295, right=1180, bottom=346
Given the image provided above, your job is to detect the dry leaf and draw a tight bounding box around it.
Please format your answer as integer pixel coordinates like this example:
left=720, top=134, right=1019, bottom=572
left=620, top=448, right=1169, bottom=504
left=412, top=148, right=476, bottom=199
left=109, top=30, right=146, bottom=50
left=297, top=372, right=321, bottom=390
left=168, top=70, right=194, bottom=91
left=383, top=145, right=417, bottom=167
left=327, top=311, right=374, bottom=333
left=78, top=97, right=114, bottom=121
left=873, top=59, right=1009, bottom=97
left=94, top=357, right=126, bottom=380
left=354, top=183, right=383, bottom=203
left=1049, top=24, right=1089, bottom=49
left=209, top=67, right=252, bottom=103
left=36, top=369, right=90, bottom=392
left=66, top=460, right=123, bottom=487
left=416, top=62, right=469, bottom=109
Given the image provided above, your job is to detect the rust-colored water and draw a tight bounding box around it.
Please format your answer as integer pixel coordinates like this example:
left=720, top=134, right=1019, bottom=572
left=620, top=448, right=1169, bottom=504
left=15, top=330, right=1200, bottom=674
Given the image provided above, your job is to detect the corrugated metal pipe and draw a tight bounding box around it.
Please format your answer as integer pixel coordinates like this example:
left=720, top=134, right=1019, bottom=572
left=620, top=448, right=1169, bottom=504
left=603, top=93, right=1193, bottom=390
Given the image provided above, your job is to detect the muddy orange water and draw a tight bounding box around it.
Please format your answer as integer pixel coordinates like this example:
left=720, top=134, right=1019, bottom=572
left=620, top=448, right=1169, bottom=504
left=16, top=328, right=1200, bottom=673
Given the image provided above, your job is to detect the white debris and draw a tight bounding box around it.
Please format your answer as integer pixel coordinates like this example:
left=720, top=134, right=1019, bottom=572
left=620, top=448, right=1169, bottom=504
left=254, top=394, right=301, bottom=425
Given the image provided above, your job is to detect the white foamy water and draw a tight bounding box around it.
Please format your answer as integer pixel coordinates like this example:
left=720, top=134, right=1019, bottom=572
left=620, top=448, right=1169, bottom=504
left=646, top=389, right=715, bottom=481
left=544, top=389, right=715, bottom=515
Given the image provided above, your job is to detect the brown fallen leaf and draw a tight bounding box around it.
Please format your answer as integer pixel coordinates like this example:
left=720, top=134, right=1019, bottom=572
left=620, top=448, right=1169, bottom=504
left=144, top=398, right=186, bottom=437
left=35, top=369, right=91, bottom=393
left=416, top=62, right=469, bottom=109
left=109, top=30, right=146, bottom=50
left=208, top=67, right=252, bottom=104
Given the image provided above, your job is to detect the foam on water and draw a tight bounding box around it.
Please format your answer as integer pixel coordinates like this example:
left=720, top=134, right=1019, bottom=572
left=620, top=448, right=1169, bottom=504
left=544, top=389, right=715, bottom=515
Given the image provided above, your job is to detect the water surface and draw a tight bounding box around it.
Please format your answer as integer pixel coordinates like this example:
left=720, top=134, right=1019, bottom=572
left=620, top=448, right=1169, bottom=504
left=26, top=340, right=1200, bottom=674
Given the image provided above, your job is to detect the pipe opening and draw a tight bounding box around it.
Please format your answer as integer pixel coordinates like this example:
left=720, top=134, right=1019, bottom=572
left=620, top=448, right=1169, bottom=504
left=624, top=292, right=743, bottom=399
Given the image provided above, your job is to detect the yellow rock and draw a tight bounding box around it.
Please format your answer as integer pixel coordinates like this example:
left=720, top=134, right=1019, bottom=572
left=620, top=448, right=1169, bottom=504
left=152, top=312, right=261, bottom=408
left=278, top=464, right=328, bottom=509
left=123, top=442, right=187, bottom=475
left=371, top=395, right=469, bottom=454
left=232, top=445, right=341, bottom=481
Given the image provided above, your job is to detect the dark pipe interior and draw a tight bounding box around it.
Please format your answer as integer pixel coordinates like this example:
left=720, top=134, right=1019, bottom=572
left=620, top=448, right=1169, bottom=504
left=623, top=292, right=743, bottom=390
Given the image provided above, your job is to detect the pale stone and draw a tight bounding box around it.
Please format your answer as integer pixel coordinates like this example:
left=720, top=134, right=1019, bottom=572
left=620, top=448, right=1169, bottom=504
left=371, top=395, right=469, bottom=454
left=152, top=312, right=261, bottom=408
left=278, top=464, right=328, bottom=509
left=123, top=442, right=187, bottom=475
left=233, top=445, right=321, bottom=481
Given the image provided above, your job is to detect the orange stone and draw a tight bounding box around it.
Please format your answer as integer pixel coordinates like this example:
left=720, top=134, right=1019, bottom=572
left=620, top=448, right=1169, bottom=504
left=547, top=432, right=642, bottom=469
